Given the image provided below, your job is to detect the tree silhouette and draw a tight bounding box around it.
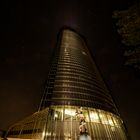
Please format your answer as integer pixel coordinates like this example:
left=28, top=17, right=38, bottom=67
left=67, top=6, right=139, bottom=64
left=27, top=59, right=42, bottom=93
left=113, top=2, right=140, bottom=70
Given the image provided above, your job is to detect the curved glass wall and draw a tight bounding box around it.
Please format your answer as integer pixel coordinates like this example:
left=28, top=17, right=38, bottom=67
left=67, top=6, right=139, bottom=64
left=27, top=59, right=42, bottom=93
left=39, top=29, right=118, bottom=115
left=7, top=105, right=127, bottom=140
left=7, top=29, right=129, bottom=139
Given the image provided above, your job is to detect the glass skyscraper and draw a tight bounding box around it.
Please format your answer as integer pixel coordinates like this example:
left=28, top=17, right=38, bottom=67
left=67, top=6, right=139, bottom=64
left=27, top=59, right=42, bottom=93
left=6, top=28, right=129, bottom=140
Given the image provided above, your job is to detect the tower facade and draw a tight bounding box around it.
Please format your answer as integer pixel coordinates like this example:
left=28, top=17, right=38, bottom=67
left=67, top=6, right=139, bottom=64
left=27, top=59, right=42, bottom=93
left=7, top=28, right=128, bottom=140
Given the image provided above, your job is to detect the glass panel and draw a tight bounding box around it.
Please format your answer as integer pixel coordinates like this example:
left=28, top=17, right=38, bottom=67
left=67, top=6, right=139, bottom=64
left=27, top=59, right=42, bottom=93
left=7, top=106, right=128, bottom=140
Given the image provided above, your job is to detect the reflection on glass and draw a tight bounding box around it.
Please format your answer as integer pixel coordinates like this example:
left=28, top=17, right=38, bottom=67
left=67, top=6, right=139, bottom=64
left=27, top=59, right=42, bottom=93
left=7, top=106, right=127, bottom=140
left=90, top=112, right=100, bottom=122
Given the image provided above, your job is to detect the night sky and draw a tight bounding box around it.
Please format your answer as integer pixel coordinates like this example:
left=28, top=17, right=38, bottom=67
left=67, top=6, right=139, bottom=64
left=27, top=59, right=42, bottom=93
left=0, top=0, right=139, bottom=139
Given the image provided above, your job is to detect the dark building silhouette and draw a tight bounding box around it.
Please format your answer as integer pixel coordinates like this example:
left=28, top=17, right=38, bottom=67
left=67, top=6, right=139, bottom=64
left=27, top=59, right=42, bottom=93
left=6, top=28, right=129, bottom=140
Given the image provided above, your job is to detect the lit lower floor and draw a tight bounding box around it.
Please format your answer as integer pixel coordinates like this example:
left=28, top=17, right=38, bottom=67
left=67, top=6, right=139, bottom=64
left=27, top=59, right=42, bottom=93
left=6, top=105, right=128, bottom=140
